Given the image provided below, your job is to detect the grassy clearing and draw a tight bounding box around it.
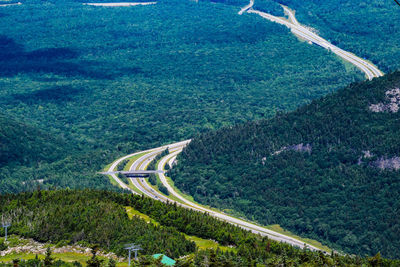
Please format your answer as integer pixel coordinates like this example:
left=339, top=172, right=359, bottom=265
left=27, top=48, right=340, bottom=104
left=125, top=206, right=159, bottom=226
left=184, top=235, right=235, bottom=252
left=125, top=206, right=234, bottom=253
left=124, top=207, right=234, bottom=253
left=266, top=224, right=331, bottom=252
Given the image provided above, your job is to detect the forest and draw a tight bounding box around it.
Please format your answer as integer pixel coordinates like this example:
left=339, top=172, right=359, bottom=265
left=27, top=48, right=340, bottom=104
left=0, top=0, right=362, bottom=193
left=1, top=0, right=400, bottom=262
left=1, top=189, right=399, bottom=266
left=171, top=72, right=400, bottom=258
left=0, top=190, right=196, bottom=258
left=276, top=0, right=400, bottom=73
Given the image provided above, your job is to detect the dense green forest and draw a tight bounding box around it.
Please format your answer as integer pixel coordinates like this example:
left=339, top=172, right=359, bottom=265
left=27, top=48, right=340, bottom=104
left=171, top=72, right=400, bottom=258
left=1, top=190, right=399, bottom=266
left=0, top=113, right=65, bottom=167
left=0, top=0, right=362, bottom=193
left=0, top=190, right=196, bottom=258
left=253, top=0, right=284, bottom=16
left=276, top=0, right=400, bottom=72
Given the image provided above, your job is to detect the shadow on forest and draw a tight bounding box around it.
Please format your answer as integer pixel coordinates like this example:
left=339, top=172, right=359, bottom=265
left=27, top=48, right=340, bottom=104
left=0, top=35, right=142, bottom=79
left=12, top=85, right=83, bottom=104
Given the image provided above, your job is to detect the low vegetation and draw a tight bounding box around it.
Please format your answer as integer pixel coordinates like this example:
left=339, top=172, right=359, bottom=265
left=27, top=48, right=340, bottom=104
left=2, top=190, right=399, bottom=266
left=0, top=190, right=196, bottom=258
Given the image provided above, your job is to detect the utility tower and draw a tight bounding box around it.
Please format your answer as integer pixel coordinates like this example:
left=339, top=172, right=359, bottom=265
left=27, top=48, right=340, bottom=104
left=124, top=243, right=142, bottom=266
left=1, top=222, right=11, bottom=241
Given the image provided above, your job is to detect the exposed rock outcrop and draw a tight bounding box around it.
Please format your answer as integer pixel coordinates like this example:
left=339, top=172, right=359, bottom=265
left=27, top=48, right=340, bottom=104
left=369, top=88, right=400, bottom=113
left=373, top=157, right=400, bottom=170
left=0, top=237, right=122, bottom=261
left=272, top=143, right=312, bottom=156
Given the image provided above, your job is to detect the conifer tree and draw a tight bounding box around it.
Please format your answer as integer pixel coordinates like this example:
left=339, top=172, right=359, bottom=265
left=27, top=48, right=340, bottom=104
left=44, top=247, right=54, bottom=266
left=86, top=245, right=104, bottom=267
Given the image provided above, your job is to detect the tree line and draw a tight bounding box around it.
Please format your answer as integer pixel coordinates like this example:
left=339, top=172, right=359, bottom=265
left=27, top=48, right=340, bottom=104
left=2, top=190, right=400, bottom=266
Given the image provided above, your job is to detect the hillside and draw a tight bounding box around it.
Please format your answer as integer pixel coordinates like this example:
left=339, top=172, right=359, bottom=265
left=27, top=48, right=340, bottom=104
left=1, top=189, right=399, bottom=266
left=0, top=113, right=65, bottom=167
left=170, top=71, right=400, bottom=258
left=0, top=114, right=73, bottom=192
left=0, top=0, right=362, bottom=193
left=278, top=0, right=400, bottom=72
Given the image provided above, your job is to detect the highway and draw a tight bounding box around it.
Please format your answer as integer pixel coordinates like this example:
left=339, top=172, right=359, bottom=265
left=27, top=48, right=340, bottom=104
left=103, top=0, right=387, bottom=255
left=106, top=140, right=190, bottom=194
left=107, top=141, right=325, bottom=252
left=238, top=0, right=254, bottom=15
left=239, top=1, right=383, bottom=80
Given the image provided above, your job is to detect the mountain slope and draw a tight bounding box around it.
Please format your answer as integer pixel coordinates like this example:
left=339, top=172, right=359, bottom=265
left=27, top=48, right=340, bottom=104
left=0, top=113, right=66, bottom=168
left=0, top=112, right=118, bottom=193
left=170, top=71, right=400, bottom=258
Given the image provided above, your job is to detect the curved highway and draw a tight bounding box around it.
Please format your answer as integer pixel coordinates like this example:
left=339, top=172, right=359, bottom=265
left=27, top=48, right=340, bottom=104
left=103, top=0, right=386, bottom=255
left=240, top=0, right=383, bottom=80
left=107, top=141, right=326, bottom=252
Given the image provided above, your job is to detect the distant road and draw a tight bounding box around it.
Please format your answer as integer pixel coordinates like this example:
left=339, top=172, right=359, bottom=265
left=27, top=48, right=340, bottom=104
left=239, top=1, right=383, bottom=80
left=238, top=0, right=254, bottom=15
left=106, top=141, right=326, bottom=252
left=0, top=2, right=21, bottom=6
left=83, top=2, right=156, bottom=7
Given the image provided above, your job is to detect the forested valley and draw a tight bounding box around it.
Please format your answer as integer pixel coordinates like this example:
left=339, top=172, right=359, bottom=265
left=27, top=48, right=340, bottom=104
left=2, top=0, right=400, bottom=263
left=278, top=0, right=400, bottom=72
left=0, top=0, right=362, bottom=193
left=1, top=189, right=399, bottom=266
left=171, top=72, right=400, bottom=258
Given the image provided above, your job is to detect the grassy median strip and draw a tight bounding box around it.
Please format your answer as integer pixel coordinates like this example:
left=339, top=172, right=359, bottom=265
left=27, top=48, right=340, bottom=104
left=123, top=152, right=147, bottom=171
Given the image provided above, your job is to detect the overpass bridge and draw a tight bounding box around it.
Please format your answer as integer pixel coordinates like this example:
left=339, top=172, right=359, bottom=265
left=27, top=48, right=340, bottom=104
left=100, top=170, right=164, bottom=177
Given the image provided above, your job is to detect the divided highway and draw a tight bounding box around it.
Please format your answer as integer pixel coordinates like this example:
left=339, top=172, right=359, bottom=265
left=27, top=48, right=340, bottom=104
left=106, top=141, right=326, bottom=252
left=104, top=0, right=386, bottom=255
left=239, top=0, right=383, bottom=80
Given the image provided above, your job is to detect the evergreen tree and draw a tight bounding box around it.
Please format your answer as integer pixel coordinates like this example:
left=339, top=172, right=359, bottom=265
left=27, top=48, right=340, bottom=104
left=107, top=258, right=116, bottom=267
left=44, top=247, right=54, bottom=267
left=86, top=246, right=104, bottom=267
